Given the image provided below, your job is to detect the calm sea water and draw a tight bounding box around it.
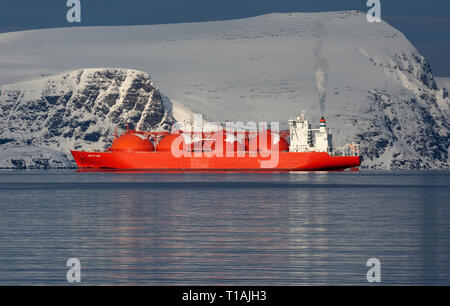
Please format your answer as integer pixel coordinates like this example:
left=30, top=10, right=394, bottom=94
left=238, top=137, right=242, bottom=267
left=0, top=170, right=449, bottom=285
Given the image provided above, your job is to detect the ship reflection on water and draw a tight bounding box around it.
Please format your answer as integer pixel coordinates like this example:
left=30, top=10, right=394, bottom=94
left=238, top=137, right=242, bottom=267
left=0, top=170, right=449, bottom=285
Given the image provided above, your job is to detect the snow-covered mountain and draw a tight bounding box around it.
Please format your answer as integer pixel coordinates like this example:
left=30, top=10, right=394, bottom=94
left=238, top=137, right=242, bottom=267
left=0, top=69, right=172, bottom=168
left=0, top=11, right=448, bottom=169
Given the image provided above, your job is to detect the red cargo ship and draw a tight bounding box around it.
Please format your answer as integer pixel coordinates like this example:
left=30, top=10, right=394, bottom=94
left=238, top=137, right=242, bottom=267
left=71, top=115, right=361, bottom=171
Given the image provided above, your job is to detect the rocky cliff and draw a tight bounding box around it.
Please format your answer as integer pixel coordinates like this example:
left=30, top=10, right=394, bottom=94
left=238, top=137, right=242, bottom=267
left=0, top=68, right=173, bottom=169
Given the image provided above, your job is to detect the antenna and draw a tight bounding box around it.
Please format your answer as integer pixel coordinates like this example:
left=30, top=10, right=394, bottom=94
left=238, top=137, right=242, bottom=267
left=301, top=110, right=306, bottom=121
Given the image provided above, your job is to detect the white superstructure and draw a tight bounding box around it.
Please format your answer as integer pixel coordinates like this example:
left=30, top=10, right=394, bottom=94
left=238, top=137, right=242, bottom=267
left=288, top=112, right=333, bottom=153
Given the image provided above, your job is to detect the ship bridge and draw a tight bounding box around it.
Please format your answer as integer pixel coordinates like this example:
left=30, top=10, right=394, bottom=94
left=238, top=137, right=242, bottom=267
left=288, top=112, right=333, bottom=153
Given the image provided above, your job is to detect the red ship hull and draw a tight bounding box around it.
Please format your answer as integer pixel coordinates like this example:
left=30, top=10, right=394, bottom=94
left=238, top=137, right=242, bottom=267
left=71, top=151, right=360, bottom=171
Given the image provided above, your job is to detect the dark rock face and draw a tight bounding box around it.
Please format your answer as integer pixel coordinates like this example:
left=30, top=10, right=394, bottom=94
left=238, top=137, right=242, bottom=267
left=356, top=91, right=448, bottom=169
left=442, top=88, right=448, bottom=99
left=11, top=159, right=26, bottom=169
left=0, top=68, right=174, bottom=168
left=354, top=51, right=450, bottom=169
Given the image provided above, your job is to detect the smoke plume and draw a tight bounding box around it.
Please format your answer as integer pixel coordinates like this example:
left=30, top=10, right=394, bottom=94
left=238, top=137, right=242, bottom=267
left=312, top=21, right=329, bottom=115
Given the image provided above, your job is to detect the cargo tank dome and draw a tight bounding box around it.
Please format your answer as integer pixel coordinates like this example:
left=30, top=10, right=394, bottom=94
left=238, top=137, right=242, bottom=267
left=204, top=132, right=245, bottom=153
left=110, top=133, right=154, bottom=152
left=248, top=130, right=289, bottom=152
left=156, top=134, right=193, bottom=152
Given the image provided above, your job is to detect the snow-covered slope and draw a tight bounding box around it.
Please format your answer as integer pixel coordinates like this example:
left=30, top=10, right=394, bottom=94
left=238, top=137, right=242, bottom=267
left=0, top=146, right=74, bottom=169
left=0, top=11, right=449, bottom=169
left=0, top=68, right=172, bottom=168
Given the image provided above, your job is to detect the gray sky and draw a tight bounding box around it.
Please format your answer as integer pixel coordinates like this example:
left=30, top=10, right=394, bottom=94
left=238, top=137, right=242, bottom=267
left=1, top=0, right=449, bottom=76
